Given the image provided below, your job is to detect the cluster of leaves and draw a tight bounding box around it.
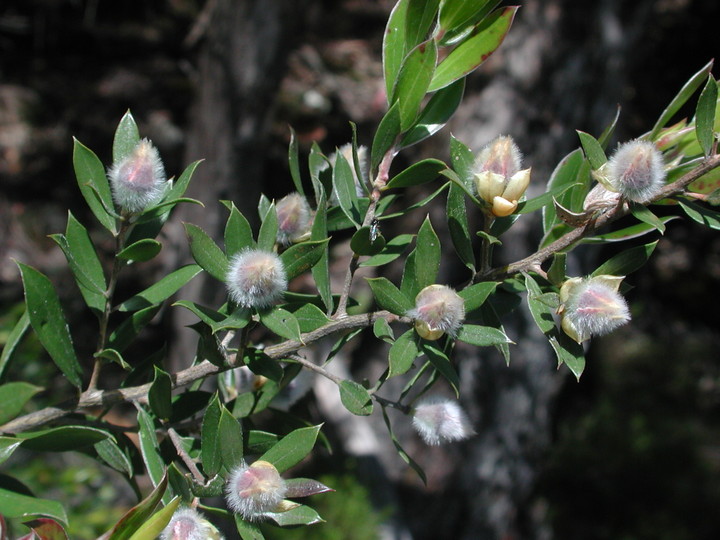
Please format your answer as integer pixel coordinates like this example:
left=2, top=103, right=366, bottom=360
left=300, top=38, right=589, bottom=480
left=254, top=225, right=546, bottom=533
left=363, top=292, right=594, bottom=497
left=1, top=0, right=720, bottom=537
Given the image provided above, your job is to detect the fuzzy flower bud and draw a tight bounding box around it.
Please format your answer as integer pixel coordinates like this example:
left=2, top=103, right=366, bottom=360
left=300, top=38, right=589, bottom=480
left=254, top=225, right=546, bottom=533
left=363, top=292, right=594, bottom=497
left=412, top=396, right=474, bottom=446
left=226, top=249, right=287, bottom=309
left=108, top=139, right=166, bottom=213
left=559, top=275, right=631, bottom=343
left=605, top=140, right=666, bottom=202
left=407, top=284, right=465, bottom=340
left=473, top=136, right=531, bottom=217
left=276, top=192, right=312, bottom=245
left=225, top=460, right=287, bottom=521
left=161, top=507, right=223, bottom=540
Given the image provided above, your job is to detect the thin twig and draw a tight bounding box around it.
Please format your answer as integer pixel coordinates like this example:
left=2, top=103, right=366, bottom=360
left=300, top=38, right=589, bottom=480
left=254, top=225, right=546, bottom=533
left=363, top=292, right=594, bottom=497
left=168, top=427, right=205, bottom=483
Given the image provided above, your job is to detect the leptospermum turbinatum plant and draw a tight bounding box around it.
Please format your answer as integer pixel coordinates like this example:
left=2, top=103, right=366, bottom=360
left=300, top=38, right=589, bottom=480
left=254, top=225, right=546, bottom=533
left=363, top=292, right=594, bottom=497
left=1, top=0, right=720, bottom=537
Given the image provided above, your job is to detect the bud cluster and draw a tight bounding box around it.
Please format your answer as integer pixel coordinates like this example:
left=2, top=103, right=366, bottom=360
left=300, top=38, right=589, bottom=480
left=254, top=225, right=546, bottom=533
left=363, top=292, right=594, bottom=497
left=108, top=139, right=166, bottom=213
left=412, top=396, right=474, bottom=446
left=559, top=275, right=631, bottom=343
left=226, top=249, right=287, bottom=309
left=408, top=284, right=465, bottom=340
left=473, top=135, right=532, bottom=217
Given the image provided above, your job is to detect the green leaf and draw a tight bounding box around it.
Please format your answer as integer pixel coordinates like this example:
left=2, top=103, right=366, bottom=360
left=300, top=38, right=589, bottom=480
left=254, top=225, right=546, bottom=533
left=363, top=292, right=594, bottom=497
left=405, top=0, right=440, bottom=50
left=385, top=158, right=446, bottom=189
left=630, top=203, right=666, bottom=234
left=428, top=6, right=517, bottom=92
left=118, top=264, right=202, bottom=312
left=695, top=75, right=718, bottom=157
left=223, top=202, right=255, bottom=258
left=592, top=240, right=658, bottom=277
left=421, top=341, right=459, bottom=396
left=439, top=0, right=493, bottom=32
left=332, top=150, right=362, bottom=227
left=105, top=471, right=168, bottom=540
left=148, top=367, right=172, bottom=420
left=576, top=130, right=608, bottom=170
left=16, top=262, right=82, bottom=388
left=287, top=127, right=305, bottom=196
left=18, top=426, right=110, bottom=451
left=235, top=515, right=264, bottom=540
left=458, top=282, right=498, bottom=313
left=400, top=78, right=465, bottom=148
left=373, top=317, right=395, bottom=342
left=541, top=148, right=585, bottom=240
left=258, top=202, right=279, bottom=251
left=649, top=60, right=714, bottom=141
left=108, top=304, right=162, bottom=352
left=524, top=274, right=558, bottom=335
left=677, top=198, right=720, bottom=230
left=339, top=380, right=374, bottom=416
left=310, top=191, right=332, bottom=312
left=449, top=135, right=476, bottom=188
left=50, top=211, right=106, bottom=313
left=0, top=383, right=42, bottom=424
left=547, top=253, right=567, bottom=286
left=456, top=324, right=512, bottom=347
left=389, top=329, right=420, bottom=377
left=350, top=226, right=386, bottom=256
left=164, top=160, right=203, bottom=203
left=0, top=437, right=23, bottom=465
left=266, top=504, right=325, bottom=527
left=136, top=407, right=170, bottom=505
left=371, top=102, right=402, bottom=173
left=360, top=234, right=415, bottom=267
left=113, top=110, right=141, bottom=164
left=280, top=239, right=330, bottom=281
left=259, top=424, right=322, bottom=473
left=0, top=487, right=68, bottom=526
left=0, top=308, right=30, bottom=381
left=391, top=39, right=438, bottom=131
left=366, top=277, right=413, bottom=315
left=127, top=497, right=181, bottom=540
left=286, top=303, right=331, bottom=333
left=184, top=223, right=229, bottom=282
left=446, top=182, right=475, bottom=271
left=549, top=334, right=586, bottom=381
left=116, top=239, right=162, bottom=262
left=414, top=216, right=441, bottom=289
left=73, top=138, right=117, bottom=234
left=94, top=438, right=133, bottom=476
left=201, top=394, right=222, bottom=477
left=218, top=403, right=244, bottom=472
left=598, top=105, right=621, bottom=148
left=383, top=0, right=410, bottom=99
left=583, top=216, right=679, bottom=244
left=259, top=307, right=302, bottom=342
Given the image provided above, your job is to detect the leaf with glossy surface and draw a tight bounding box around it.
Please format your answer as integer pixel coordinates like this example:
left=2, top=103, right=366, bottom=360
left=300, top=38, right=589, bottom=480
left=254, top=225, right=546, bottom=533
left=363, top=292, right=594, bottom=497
left=310, top=191, right=332, bottom=312
left=339, top=380, right=374, bottom=416
left=439, top=0, right=493, bottom=32
left=18, top=426, right=110, bottom=452
left=360, top=234, right=415, bottom=267
left=257, top=202, right=279, bottom=252
left=524, top=274, right=558, bottom=335
left=127, top=497, right=180, bottom=540
left=118, top=264, right=202, bottom=312
left=541, top=148, right=585, bottom=240
left=265, top=504, right=324, bottom=527
left=286, top=303, right=331, bottom=333
left=385, top=158, right=446, bottom=189
left=116, top=239, right=162, bottom=262
left=113, top=110, right=140, bottom=164
left=458, top=281, right=498, bottom=313
left=456, top=324, right=512, bottom=347
left=592, top=240, right=658, bottom=277
left=94, top=438, right=133, bottom=476
left=391, top=39, right=438, bottom=131
left=223, top=201, right=255, bottom=258
left=429, top=7, right=517, bottom=92
left=366, top=277, right=413, bottom=315
left=577, top=130, right=607, bottom=170
left=280, top=239, right=329, bottom=281
left=0, top=308, right=29, bottom=381
left=148, top=367, right=172, bottom=421
left=16, top=262, right=82, bottom=388
left=201, top=394, right=222, bottom=477
left=108, top=305, right=162, bottom=352
left=389, top=329, right=420, bottom=377
left=350, top=226, right=386, bottom=256
left=383, top=0, right=410, bottom=98
left=287, top=127, right=305, bottom=197
left=550, top=334, right=586, bottom=381
left=234, top=516, right=264, bottom=540
left=695, top=75, right=718, bottom=157
left=259, top=424, right=322, bottom=473
left=136, top=407, right=170, bottom=504
left=371, top=102, right=401, bottom=173
left=677, top=198, right=720, bottom=230
left=285, top=478, right=334, bottom=498
left=259, top=307, right=302, bottom=342
left=414, top=216, right=441, bottom=290
left=446, top=182, right=475, bottom=271
left=184, top=223, right=228, bottom=282
left=22, top=518, right=69, bottom=540
left=381, top=406, right=426, bottom=484
left=630, top=203, right=666, bottom=234
left=401, top=79, right=465, bottom=148
left=0, top=383, right=42, bottom=424
left=105, top=471, right=168, bottom=540
left=0, top=437, right=23, bottom=465
left=0, top=488, right=67, bottom=526
left=73, top=138, right=117, bottom=234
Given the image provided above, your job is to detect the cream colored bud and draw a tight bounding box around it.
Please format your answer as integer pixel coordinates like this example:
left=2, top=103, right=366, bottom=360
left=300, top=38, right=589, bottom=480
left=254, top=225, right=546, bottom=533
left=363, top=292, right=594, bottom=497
left=491, top=196, right=518, bottom=217
left=502, top=167, right=532, bottom=202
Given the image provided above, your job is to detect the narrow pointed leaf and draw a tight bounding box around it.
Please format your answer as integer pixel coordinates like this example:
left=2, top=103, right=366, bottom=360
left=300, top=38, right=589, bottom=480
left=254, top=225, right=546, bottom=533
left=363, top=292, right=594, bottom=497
left=201, top=394, right=222, bottom=477
left=389, top=329, right=420, bottom=377
left=258, top=202, right=279, bottom=251
left=386, top=158, right=446, bottom=189
left=184, top=223, right=228, bottom=282
left=16, top=263, right=82, bottom=388
left=695, top=75, right=718, bottom=157
left=0, top=308, right=30, bottom=381
left=148, top=367, right=172, bottom=420
left=577, top=130, right=608, bottom=170
left=259, top=307, right=302, bottom=342
left=0, top=437, right=23, bottom=465
left=223, top=202, right=255, bottom=258
left=0, top=488, right=68, bottom=526
left=259, top=424, right=322, bottom=473
left=366, top=277, right=413, bottom=315
left=105, top=471, right=168, bottom=540
left=116, top=239, right=162, bottom=262
left=414, top=216, right=441, bottom=289
left=391, top=39, right=438, bottom=131
left=118, top=264, right=201, bottom=312
left=73, top=138, right=116, bottom=233
left=113, top=111, right=140, bottom=164
left=136, top=407, right=170, bottom=504
left=280, top=239, right=330, bottom=281
left=401, top=78, right=465, bottom=148
left=288, top=127, right=305, bottom=196
left=18, top=426, right=110, bottom=451
left=339, top=380, right=373, bottom=416
left=592, top=240, right=658, bottom=277
left=127, top=497, right=180, bottom=540
left=360, top=234, right=415, bottom=267
left=0, top=383, right=42, bottom=424
left=383, top=0, right=410, bottom=98
left=371, top=102, right=401, bottom=173
left=456, top=324, right=512, bottom=347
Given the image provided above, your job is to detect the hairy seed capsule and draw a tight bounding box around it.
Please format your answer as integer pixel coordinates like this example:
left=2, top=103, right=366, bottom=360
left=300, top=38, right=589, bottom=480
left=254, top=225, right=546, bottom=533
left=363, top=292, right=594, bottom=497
left=226, top=249, right=287, bottom=308
left=412, top=396, right=474, bottom=446
left=276, top=192, right=312, bottom=245
left=108, top=139, right=166, bottom=213
left=161, top=507, right=223, bottom=540
left=606, top=140, right=666, bottom=202
left=225, top=460, right=287, bottom=521
left=408, top=284, right=465, bottom=340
